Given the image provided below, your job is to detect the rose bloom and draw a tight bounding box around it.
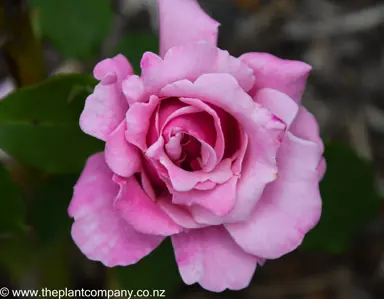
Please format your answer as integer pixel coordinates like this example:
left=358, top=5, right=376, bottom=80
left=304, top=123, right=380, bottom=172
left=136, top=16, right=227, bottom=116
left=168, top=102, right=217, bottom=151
left=68, top=0, right=326, bottom=292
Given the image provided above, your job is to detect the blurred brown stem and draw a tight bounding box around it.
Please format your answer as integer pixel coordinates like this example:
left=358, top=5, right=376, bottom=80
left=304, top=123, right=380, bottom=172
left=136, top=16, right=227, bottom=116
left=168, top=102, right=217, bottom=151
left=0, top=0, right=46, bottom=87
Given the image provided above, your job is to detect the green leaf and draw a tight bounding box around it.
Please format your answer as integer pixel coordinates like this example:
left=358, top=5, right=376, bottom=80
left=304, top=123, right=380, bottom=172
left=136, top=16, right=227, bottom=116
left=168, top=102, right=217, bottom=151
left=115, top=33, right=159, bottom=74
left=114, top=239, right=181, bottom=296
left=29, top=0, right=113, bottom=59
left=29, top=175, right=78, bottom=246
left=302, top=142, right=381, bottom=253
left=0, top=163, right=25, bottom=234
left=0, top=74, right=103, bottom=174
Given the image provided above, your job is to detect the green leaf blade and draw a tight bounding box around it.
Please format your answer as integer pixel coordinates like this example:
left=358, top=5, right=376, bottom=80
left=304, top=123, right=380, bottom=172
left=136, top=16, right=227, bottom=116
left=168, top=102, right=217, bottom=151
left=0, top=74, right=103, bottom=174
left=30, top=0, right=113, bottom=59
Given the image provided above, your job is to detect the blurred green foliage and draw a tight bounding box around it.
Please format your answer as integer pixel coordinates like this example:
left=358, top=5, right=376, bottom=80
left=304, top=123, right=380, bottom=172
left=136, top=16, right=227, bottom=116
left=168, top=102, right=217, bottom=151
left=0, top=74, right=103, bottom=174
left=0, top=163, right=24, bottom=234
left=29, top=0, right=113, bottom=59
left=302, top=142, right=382, bottom=253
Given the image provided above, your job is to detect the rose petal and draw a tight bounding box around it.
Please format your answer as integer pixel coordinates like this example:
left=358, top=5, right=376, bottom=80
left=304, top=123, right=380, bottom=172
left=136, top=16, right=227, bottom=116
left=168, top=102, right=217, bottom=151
left=255, top=88, right=299, bottom=127
left=158, top=198, right=205, bottom=229
left=163, top=112, right=216, bottom=156
left=216, top=49, right=255, bottom=92
left=158, top=0, right=219, bottom=57
left=241, top=52, right=312, bottom=103
left=142, top=42, right=255, bottom=96
left=158, top=98, right=190, bottom=131
left=125, top=95, right=160, bottom=151
left=180, top=97, right=225, bottom=165
left=171, top=226, right=260, bottom=292
left=122, top=75, right=145, bottom=105
left=161, top=74, right=284, bottom=221
left=113, top=175, right=182, bottom=236
left=226, top=132, right=322, bottom=259
left=290, top=107, right=326, bottom=179
left=94, top=54, right=133, bottom=82
left=172, top=176, right=238, bottom=216
left=68, top=153, right=163, bottom=267
left=105, top=121, right=141, bottom=177
left=317, top=157, right=326, bottom=180
left=80, top=74, right=128, bottom=141
left=165, top=133, right=184, bottom=161
left=141, top=43, right=218, bottom=96
left=290, top=106, right=324, bottom=152
left=146, top=136, right=233, bottom=192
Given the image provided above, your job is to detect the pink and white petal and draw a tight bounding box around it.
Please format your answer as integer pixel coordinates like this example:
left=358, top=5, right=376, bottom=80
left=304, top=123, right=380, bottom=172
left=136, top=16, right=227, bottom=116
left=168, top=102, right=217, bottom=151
left=172, top=176, right=238, bottom=216
left=122, top=75, right=145, bottom=105
left=226, top=132, right=322, bottom=259
left=158, top=198, right=206, bottom=229
left=158, top=0, right=219, bottom=57
left=105, top=121, right=141, bottom=177
left=125, top=95, right=160, bottom=151
left=80, top=76, right=128, bottom=141
left=255, top=88, right=299, bottom=127
left=171, top=226, right=259, bottom=292
left=94, top=54, right=134, bottom=82
left=68, top=153, right=163, bottom=267
left=240, top=52, right=312, bottom=103
left=113, top=175, right=182, bottom=236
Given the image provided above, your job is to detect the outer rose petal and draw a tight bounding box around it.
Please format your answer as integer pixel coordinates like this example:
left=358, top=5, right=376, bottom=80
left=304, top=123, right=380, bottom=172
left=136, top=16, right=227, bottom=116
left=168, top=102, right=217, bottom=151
left=68, top=153, right=163, bottom=267
left=113, top=175, right=183, bottom=236
left=158, top=0, right=219, bottom=57
left=255, top=88, right=299, bottom=127
left=290, top=107, right=326, bottom=179
left=172, top=226, right=260, bottom=292
left=122, top=75, right=145, bottom=105
left=141, top=43, right=217, bottom=96
left=105, top=121, right=141, bottom=177
left=141, top=42, right=255, bottom=96
left=226, top=132, right=322, bottom=259
left=94, top=54, right=133, bottom=82
left=80, top=73, right=128, bottom=141
left=290, top=106, right=324, bottom=152
left=240, top=52, right=311, bottom=103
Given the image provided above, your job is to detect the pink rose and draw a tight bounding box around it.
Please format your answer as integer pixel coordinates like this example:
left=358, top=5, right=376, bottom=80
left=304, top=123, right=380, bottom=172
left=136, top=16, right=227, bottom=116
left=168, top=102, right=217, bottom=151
left=68, top=0, right=325, bottom=292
